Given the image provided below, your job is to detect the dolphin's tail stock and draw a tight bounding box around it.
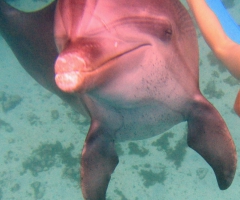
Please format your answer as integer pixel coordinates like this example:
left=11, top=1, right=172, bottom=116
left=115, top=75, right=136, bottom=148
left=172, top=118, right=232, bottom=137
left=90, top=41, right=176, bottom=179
left=186, top=95, right=237, bottom=190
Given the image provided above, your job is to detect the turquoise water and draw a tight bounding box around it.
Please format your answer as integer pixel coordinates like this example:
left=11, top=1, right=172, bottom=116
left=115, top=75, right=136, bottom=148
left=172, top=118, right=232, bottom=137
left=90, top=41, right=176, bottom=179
left=0, top=0, right=239, bottom=199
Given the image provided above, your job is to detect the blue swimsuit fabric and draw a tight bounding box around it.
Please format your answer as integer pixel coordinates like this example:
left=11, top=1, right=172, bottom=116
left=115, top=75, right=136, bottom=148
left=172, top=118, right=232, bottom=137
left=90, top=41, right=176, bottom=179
left=206, top=0, right=240, bottom=44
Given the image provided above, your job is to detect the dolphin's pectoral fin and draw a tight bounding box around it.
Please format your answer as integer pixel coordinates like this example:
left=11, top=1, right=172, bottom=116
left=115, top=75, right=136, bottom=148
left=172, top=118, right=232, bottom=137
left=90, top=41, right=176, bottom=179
left=187, top=96, right=237, bottom=190
left=0, top=0, right=58, bottom=93
left=81, top=121, right=119, bottom=200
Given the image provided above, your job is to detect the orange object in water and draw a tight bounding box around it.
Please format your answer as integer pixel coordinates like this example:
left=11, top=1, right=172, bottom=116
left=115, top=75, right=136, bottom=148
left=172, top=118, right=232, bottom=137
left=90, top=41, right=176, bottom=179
left=234, top=90, right=240, bottom=117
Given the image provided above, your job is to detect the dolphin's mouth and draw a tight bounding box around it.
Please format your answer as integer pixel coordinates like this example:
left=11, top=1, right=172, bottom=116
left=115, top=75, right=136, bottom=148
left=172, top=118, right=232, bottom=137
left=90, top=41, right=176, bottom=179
left=98, top=43, right=150, bottom=68
left=54, top=43, right=150, bottom=93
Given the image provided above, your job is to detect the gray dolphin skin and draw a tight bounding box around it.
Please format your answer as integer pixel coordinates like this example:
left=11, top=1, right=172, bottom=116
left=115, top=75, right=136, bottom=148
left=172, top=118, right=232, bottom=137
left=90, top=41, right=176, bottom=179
left=0, top=0, right=237, bottom=199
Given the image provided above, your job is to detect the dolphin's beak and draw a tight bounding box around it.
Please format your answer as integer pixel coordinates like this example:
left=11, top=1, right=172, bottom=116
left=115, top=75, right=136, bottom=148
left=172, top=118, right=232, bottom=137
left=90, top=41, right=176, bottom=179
left=55, top=53, right=86, bottom=93
left=54, top=38, right=150, bottom=93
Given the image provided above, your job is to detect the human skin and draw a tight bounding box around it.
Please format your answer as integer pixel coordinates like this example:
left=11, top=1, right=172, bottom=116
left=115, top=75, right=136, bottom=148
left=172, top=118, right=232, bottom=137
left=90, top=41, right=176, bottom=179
left=187, top=0, right=240, bottom=116
left=187, top=0, right=240, bottom=79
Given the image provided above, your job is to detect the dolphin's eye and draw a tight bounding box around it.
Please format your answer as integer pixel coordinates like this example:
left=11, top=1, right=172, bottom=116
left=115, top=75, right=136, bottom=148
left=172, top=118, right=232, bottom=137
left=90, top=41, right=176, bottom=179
left=162, top=27, right=172, bottom=41
left=152, top=21, right=172, bottom=42
left=135, top=17, right=173, bottom=42
left=165, top=28, right=172, bottom=36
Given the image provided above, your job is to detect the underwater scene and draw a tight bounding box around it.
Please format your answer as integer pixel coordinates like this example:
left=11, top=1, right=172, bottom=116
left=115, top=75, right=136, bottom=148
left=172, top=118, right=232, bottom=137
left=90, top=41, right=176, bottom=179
left=0, top=0, right=239, bottom=199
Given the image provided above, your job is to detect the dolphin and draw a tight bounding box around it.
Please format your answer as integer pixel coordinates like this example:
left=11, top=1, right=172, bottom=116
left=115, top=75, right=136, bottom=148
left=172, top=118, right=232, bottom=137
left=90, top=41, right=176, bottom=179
left=0, top=0, right=237, bottom=199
